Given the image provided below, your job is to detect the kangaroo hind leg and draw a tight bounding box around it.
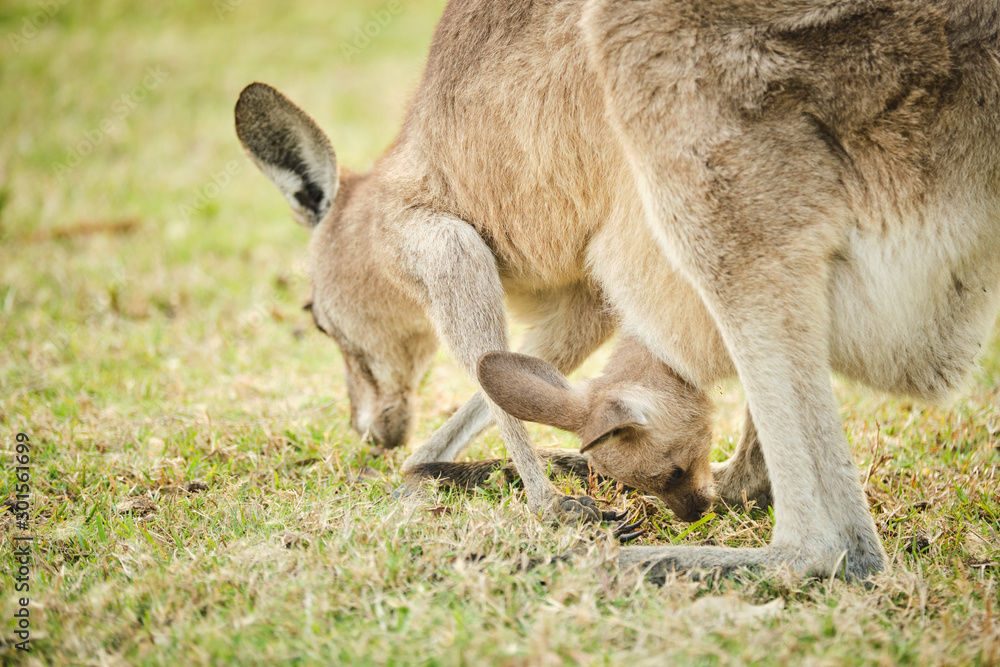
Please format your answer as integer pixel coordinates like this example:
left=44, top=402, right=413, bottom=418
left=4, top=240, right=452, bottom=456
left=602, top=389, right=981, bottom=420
left=585, top=3, right=886, bottom=578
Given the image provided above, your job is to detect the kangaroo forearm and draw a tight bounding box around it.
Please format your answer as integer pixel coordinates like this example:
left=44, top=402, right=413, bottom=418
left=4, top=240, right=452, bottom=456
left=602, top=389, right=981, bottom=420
left=403, top=391, right=493, bottom=468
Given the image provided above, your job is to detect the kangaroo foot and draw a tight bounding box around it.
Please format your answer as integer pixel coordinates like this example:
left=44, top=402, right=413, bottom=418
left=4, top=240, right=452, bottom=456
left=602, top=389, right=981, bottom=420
left=549, top=496, right=646, bottom=543
left=617, top=541, right=886, bottom=584
left=550, top=495, right=603, bottom=522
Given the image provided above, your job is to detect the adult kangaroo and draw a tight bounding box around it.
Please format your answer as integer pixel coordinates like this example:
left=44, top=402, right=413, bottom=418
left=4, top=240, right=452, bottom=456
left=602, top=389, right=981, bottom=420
left=235, top=0, right=1000, bottom=579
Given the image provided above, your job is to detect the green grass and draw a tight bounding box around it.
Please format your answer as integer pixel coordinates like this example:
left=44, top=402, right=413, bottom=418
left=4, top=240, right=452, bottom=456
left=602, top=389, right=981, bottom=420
left=1, top=1, right=999, bottom=664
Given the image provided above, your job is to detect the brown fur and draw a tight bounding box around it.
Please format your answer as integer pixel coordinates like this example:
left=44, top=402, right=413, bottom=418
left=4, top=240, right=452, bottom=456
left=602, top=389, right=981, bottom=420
left=474, top=336, right=715, bottom=522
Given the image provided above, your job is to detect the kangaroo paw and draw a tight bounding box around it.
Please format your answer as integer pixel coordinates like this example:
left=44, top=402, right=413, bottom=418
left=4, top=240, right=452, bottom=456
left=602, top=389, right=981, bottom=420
left=549, top=495, right=604, bottom=523
left=711, top=460, right=773, bottom=512
left=548, top=497, right=647, bottom=544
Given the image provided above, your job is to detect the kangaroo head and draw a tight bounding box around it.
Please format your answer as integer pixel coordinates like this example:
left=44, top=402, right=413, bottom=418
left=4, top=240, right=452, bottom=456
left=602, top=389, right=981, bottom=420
left=235, top=82, right=438, bottom=449
left=477, top=341, right=715, bottom=522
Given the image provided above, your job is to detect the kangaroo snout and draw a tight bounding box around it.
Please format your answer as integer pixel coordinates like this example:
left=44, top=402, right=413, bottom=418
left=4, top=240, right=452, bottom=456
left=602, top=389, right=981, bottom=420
left=661, top=485, right=716, bottom=523
left=369, top=400, right=412, bottom=450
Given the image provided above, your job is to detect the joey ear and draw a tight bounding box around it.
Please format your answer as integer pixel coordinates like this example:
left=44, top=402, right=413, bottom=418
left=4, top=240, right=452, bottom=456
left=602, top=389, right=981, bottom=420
left=235, top=82, right=339, bottom=228
left=476, top=351, right=585, bottom=432
left=578, top=396, right=648, bottom=454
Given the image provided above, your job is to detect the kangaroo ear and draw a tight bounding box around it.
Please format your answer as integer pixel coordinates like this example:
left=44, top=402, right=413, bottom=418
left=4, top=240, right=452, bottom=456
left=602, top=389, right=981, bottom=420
left=235, top=82, right=339, bottom=228
left=476, top=352, right=586, bottom=432
left=578, top=395, right=648, bottom=454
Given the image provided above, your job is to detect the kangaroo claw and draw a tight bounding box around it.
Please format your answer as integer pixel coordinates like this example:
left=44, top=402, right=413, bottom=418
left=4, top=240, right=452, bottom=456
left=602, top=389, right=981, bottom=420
left=602, top=509, right=630, bottom=523
left=550, top=498, right=646, bottom=544
left=616, top=530, right=647, bottom=544
left=609, top=516, right=646, bottom=544
left=612, top=519, right=644, bottom=536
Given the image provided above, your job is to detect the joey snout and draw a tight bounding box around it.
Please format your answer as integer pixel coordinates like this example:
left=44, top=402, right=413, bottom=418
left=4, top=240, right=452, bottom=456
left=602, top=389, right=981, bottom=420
left=659, top=484, right=716, bottom=523
left=656, top=465, right=716, bottom=522
left=587, top=442, right=716, bottom=523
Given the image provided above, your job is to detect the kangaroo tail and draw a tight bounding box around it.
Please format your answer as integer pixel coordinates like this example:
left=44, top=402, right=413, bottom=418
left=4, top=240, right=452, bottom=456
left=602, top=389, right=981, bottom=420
left=405, top=450, right=600, bottom=490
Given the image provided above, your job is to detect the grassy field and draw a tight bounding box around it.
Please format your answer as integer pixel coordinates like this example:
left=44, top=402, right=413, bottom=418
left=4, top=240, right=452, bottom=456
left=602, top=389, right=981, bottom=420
left=1, top=1, right=999, bottom=664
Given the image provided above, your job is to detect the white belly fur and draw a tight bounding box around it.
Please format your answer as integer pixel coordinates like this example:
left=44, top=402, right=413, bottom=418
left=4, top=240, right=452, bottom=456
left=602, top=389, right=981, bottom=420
left=830, top=204, right=1000, bottom=401
left=589, top=191, right=1000, bottom=401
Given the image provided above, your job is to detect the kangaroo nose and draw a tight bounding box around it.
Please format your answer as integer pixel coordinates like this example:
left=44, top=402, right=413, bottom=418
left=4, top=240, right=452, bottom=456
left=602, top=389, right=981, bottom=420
left=675, top=491, right=714, bottom=523
left=676, top=505, right=705, bottom=523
